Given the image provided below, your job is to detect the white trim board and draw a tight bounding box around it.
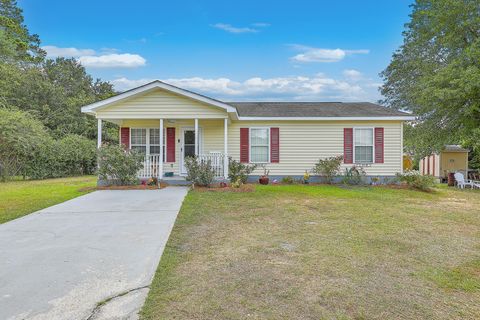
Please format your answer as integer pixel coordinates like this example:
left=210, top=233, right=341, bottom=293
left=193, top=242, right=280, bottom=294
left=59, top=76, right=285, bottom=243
left=237, top=116, right=416, bottom=121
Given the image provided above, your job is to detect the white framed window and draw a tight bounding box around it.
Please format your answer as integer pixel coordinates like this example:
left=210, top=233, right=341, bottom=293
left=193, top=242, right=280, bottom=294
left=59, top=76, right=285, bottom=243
left=354, top=128, right=374, bottom=163
left=250, top=128, right=270, bottom=163
left=130, top=128, right=167, bottom=162
left=131, top=128, right=146, bottom=154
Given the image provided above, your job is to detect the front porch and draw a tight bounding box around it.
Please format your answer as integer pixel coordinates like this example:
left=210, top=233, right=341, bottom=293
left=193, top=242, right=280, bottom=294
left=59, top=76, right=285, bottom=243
left=97, top=118, right=229, bottom=181
left=137, top=152, right=228, bottom=180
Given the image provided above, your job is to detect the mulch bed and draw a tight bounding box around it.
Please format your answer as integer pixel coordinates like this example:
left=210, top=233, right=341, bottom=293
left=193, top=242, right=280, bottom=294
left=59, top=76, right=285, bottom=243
left=193, top=184, right=255, bottom=193
left=79, top=183, right=168, bottom=192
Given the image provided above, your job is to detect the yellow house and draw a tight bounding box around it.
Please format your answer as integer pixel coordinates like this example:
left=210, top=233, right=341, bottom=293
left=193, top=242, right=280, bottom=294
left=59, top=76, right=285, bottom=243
left=419, top=145, right=469, bottom=181
left=81, top=81, right=415, bottom=183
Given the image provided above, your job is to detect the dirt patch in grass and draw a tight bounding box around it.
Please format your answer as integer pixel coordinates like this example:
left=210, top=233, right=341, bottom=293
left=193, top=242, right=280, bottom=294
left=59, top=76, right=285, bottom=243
left=142, top=184, right=480, bottom=320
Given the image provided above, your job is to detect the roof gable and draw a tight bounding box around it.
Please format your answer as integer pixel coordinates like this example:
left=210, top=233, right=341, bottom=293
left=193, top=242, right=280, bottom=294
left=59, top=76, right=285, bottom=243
left=81, top=80, right=237, bottom=115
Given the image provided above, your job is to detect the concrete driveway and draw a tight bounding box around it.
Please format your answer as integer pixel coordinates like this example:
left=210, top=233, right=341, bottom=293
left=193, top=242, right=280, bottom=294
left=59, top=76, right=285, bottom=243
left=0, top=187, right=188, bottom=320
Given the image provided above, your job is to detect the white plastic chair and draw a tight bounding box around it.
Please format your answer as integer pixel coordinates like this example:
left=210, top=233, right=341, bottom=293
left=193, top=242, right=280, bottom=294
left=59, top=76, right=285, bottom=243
left=454, top=172, right=479, bottom=189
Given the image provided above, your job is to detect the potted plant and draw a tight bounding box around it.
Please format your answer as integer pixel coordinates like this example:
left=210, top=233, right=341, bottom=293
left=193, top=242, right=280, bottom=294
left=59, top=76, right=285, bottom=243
left=303, top=170, right=310, bottom=184
left=259, top=165, right=270, bottom=185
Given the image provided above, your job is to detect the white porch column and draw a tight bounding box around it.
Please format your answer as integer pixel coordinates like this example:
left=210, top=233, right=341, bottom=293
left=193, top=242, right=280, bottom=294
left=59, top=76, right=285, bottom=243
left=97, top=118, right=102, bottom=149
left=224, top=118, right=228, bottom=179
left=194, top=118, right=199, bottom=156
left=159, top=119, right=164, bottom=179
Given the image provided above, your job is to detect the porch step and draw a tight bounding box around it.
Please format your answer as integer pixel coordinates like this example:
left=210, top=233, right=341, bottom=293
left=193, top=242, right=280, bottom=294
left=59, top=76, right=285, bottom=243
left=162, top=176, right=191, bottom=186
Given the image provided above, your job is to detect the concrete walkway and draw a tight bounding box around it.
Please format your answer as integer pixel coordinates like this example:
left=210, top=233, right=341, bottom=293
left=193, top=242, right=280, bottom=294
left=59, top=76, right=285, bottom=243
left=0, top=187, right=188, bottom=320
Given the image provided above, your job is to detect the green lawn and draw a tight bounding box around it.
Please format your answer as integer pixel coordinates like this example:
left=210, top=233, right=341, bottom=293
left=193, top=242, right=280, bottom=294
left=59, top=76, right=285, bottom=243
left=0, top=176, right=97, bottom=224
left=142, top=185, right=480, bottom=320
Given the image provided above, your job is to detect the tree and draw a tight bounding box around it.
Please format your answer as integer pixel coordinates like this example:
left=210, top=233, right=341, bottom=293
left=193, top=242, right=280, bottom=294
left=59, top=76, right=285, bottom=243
left=380, top=0, right=480, bottom=166
left=0, top=0, right=45, bottom=62
left=0, top=58, right=117, bottom=140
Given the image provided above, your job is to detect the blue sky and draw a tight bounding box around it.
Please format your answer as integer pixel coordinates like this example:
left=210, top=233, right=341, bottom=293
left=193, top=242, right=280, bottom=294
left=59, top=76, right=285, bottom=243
left=21, top=0, right=413, bottom=102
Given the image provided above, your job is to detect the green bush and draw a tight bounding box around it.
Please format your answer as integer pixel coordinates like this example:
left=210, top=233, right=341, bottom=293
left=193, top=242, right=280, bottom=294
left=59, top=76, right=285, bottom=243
left=312, top=155, right=343, bottom=184
left=185, top=156, right=216, bottom=187
left=396, top=170, right=436, bottom=191
left=97, top=144, right=144, bottom=185
left=0, top=108, right=51, bottom=180
left=56, top=134, right=97, bottom=176
left=0, top=109, right=98, bottom=180
left=228, top=158, right=256, bottom=183
left=25, top=134, right=97, bottom=179
left=281, top=176, right=295, bottom=184
left=342, top=166, right=366, bottom=185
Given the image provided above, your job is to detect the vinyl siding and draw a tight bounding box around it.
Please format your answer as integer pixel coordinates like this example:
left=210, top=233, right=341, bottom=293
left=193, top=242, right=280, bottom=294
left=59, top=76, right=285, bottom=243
left=120, top=119, right=403, bottom=176
left=228, top=121, right=403, bottom=176
left=96, top=88, right=228, bottom=119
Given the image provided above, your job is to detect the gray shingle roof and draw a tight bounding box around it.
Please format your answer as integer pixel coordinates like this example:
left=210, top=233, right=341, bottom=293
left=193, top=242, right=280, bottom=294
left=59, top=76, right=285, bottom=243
left=443, top=145, right=469, bottom=152
left=228, top=102, right=412, bottom=118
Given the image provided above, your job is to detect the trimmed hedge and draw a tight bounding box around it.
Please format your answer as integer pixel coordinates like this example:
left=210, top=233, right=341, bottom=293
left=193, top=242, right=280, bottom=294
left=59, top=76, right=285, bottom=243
left=0, top=109, right=97, bottom=180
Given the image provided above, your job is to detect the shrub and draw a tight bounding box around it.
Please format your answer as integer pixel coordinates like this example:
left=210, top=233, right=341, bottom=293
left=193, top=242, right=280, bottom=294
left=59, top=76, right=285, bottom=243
left=0, top=109, right=98, bottom=180
left=231, top=178, right=243, bottom=188
left=281, top=176, right=294, bottom=184
left=312, top=155, right=343, bottom=184
left=0, top=108, right=50, bottom=180
left=228, top=158, right=256, bottom=183
left=397, top=170, right=436, bottom=191
left=342, top=166, right=366, bottom=185
left=26, top=135, right=97, bottom=180
left=185, top=156, right=216, bottom=187
left=56, top=134, right=97, bottom=176
left=97, top=144, right=144, bottom=185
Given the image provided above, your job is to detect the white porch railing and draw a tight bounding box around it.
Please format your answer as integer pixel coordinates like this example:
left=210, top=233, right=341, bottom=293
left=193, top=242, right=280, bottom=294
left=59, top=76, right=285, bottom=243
left=138, top=153, right=226, bottom=179
left=197, top=153, right=226, bottom=179
left=138, top=154, right=162, bottom=179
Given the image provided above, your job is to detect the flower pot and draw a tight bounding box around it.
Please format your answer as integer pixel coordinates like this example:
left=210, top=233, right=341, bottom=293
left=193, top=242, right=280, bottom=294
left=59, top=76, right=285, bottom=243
left=259, top=177, right=269, bottom=185
left=447, top=172, right=455, bottom=186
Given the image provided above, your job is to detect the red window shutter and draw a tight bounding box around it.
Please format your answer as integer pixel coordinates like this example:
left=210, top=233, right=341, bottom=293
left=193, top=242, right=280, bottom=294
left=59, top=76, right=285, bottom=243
left=427, top=155, right=430, bottom=175
left=240, top=128, right=249, bottom=163
left=374, top=127, right=384, bottom=163
left=344, top=128, right=353, bottom=164
left=120, top=127, right=130, bottom=149
left=166, top=128, right=175, bottom=162
left=270, top=128, right=279, bottom=163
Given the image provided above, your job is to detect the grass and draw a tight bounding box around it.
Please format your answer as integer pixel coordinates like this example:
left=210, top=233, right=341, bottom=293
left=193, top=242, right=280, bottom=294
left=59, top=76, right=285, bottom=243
left=0, top=176, right=97, bottom=224
left=141, top=184, right=480, bottom=320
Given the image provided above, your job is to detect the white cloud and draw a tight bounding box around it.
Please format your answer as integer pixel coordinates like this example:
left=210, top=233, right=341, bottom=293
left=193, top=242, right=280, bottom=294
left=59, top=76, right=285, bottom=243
left=110, top=73, right=381, bottom=102
left=251, top=22, right=270, bottom=27
left=290, top=45, right=370, bottom=63
left=212, top=23, right=258, bottom=33
left=43, top=45, right=146, bottom=68
left=42, top=46, right=96, bottom=57
left=343, top=69, right=362, bottom=81
left=78, top=54, right=146, bottom=68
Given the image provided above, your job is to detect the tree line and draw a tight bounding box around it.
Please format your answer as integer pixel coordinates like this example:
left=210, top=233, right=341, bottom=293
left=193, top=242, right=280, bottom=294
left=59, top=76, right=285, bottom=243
left=381, top=0, right=480, bottom=169
left=0, top=0, right=117, bottom=180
